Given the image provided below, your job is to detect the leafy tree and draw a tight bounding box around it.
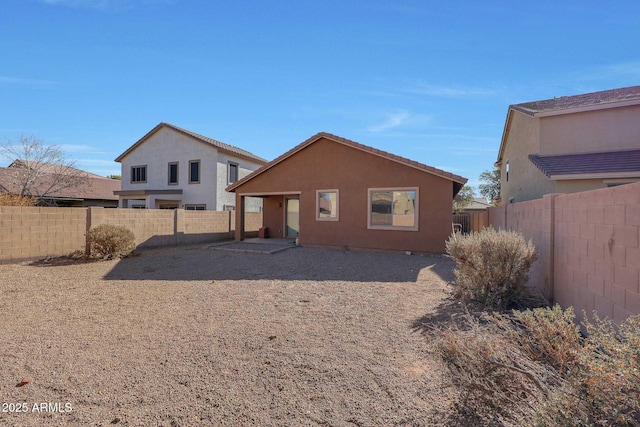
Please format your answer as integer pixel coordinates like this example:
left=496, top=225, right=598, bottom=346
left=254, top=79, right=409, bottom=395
left=0, top=135, right=87, bottom=205
left=453, top=185, right=475, bottom=213
left=107, top=174, right=121, bottom=180
left=478, top=167, right=501, bottom=205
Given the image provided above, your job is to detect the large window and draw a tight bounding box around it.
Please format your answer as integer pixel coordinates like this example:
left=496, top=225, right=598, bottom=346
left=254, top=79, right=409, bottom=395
left=184, top=204, right=206, bottom=210
left=368, top=188, right=418, bottom=230
left=228, top=162, right=239, bottom=184
left=131, top=165, right=147, bottom=183
left=189, top=160, right=200, bottom=184
left=168, top=162, right=178, bottom=185
left=316, top=189, right=339, bottom=221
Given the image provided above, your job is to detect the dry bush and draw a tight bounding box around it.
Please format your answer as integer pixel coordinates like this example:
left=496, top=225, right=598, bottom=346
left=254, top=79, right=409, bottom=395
left=0, top=192, right=36, bottom=206
left=445, top=227, right=540, bottom=309
left=512, top=305, right=582, bottom=375
left=578, top=313, right=640, bottom=426
left=431, top=306, right=640, bottom=426
left=432, top=312, right=559, bottom=425
left=86, top=224, right=136, bottom=259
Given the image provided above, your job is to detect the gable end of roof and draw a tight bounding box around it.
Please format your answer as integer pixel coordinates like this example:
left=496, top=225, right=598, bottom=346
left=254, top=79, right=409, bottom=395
left=115, top=122, right=268, bottom=164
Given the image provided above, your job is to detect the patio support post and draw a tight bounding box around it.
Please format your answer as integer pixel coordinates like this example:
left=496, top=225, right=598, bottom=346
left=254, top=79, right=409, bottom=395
left=234, top=194, right=245, bottom=241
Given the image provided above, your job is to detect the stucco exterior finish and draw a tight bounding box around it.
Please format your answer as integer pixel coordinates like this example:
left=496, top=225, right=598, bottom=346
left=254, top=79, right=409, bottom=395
left=540, top=104, right=640, bottom=155
left=500, top=111, right=556, bottom=203
left=233, top=137, right=459, bottom=253
left=498, top=89, right=640, bottom=204
left=117, top=125, right=265, bottom=210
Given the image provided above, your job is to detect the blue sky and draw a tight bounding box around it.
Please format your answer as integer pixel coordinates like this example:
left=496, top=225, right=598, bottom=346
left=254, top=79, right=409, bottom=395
left=2, top=0, right=639, bottom=190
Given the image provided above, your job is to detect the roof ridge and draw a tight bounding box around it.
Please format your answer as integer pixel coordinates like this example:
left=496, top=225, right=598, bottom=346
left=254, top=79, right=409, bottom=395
left=227, top=132, right=467, bottom=192
left=511, top=85, right=640, bottom=115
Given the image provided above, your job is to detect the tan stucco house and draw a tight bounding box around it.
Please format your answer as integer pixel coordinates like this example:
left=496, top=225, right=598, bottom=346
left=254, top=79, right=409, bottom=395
left=115, top=123, right=267, bottom=210
left=496, top=86, right=640, bottom=204
left=227, top=132, right=467, bottom=254
left=0, top=162, right=120, bottom=207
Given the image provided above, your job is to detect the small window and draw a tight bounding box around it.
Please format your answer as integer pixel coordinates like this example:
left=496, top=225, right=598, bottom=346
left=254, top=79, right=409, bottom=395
left=168, top=162, right=178, bottom=185
left=189, top=160, right=200, bottom=184
left=131, top=165, right=147, bottom=183
left=184, top=204, right=206, bottom=210
left=228, top=162, right=239, bottom=184
left=506, top=161, right=510, bottom=182
left=316, top=190, right=339, bottom=221
left=368, top=188, right=418, bottom=231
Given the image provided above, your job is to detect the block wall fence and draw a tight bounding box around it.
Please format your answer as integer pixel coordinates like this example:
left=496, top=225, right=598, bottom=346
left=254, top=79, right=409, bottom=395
left=479, top=182, right=640, bottom=323
left=0, top=207, right=262, bottom=264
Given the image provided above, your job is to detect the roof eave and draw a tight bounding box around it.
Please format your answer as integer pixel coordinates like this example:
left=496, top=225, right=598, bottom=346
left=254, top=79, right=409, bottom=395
left=227, top=133, right=468, bottom=192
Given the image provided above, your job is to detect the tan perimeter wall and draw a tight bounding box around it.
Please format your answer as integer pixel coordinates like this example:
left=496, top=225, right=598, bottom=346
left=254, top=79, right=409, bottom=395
left=486, top=182, right=640, bottom=322
left=0, top=207, right=262, bottom=264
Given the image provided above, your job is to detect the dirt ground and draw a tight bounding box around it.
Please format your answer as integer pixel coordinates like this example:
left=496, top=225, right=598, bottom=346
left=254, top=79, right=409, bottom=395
left=0, top=244, right=460, bottom=426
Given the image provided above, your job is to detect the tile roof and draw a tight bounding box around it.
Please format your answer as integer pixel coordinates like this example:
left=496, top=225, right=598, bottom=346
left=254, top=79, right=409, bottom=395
left=0, top=166, right=120, bottom=201
left=511, top=85, right=640, bottom=116
left=227, top=132, right=467, bottom=193
left=115, top=122, right=269, bottom=164
left=529, top=149, right=640, bottom=178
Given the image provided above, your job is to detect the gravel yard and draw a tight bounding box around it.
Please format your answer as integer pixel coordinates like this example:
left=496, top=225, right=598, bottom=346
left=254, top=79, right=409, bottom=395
left=0, top=244, right=458, bottom=426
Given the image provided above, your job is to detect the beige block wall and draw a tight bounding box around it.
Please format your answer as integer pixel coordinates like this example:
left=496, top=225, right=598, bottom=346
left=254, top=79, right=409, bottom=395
left=553, top=183, right=640, bottom=323
left=0, top=207, right=262, bottom=264
left=90, top=208, right=176, bottom=247
left=487, top=182, right=640, bottom=322
left=0, top=206, right=87, bottom=263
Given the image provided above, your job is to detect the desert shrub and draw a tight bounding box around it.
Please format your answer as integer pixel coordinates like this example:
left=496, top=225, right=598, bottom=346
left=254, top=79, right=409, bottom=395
left=577, top=313, right=640, bottom=426
left=0, top=192, right=36, bottom=206
left=432, top=306, right=640, bottom=426
left=445, top=227, right=540, bottom=309
left=86, top=224, right=135, bottom=259
left=432, top=312, right=559, bottom=425
left=512, top=305, right=582, bottom=375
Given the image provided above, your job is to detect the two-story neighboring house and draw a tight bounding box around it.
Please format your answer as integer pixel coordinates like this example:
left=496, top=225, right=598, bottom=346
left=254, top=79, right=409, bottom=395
left=496, top=86, right=640, bottom=204
left=114, top=122, right=268, bottom=210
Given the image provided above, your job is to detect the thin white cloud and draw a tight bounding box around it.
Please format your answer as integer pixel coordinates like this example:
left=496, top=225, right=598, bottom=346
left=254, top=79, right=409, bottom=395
left=39, top=0, right=172, bottom=10
left=0, top=75, right=59, bottom=85
left=367, top=110, right=432, bottom=133
left=406, top=81, right=498, bottom=98
left=59, top=144, right=106, bottom=155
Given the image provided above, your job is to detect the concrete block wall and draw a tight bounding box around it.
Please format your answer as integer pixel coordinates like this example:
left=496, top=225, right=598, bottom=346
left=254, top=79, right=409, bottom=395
left=487, top=182, right=640, bottom=321
left=181, top=210, right=234, bottom=244
left=553, top=183, right=640, bottom=323
left=0, top=206, right=87, bottom=263
left=90, top=208, right=176, bottom=248
left=0, top=207, right=265, bottom=263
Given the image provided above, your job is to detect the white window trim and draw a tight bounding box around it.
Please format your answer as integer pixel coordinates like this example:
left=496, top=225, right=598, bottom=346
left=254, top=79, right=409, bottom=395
left=367, top=187, right=419, bottom=231
left=316, top=189, right=339, bottom=221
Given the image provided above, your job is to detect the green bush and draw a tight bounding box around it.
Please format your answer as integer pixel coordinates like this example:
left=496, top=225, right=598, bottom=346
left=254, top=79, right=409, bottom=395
left=86, top=224, right=135, bottom=259
left=445, top=227, right=540, bottom=309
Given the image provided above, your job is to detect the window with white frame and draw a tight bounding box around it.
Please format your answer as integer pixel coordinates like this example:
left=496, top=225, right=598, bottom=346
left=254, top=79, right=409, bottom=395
left=228, top=162, right=239, bottom=184
left=131, top=165, right=147, bottom=183
left=189, top=160, right=200, bottom=184
left=368, top=188, right=418, bottom=230
left=316, top=189, right=339, bottom=221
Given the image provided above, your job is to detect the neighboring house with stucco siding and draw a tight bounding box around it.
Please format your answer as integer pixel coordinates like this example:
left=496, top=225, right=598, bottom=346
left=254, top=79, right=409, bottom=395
left=114, top=122, right=267, bottom=211
left=496, top=86, right=640, bottom=204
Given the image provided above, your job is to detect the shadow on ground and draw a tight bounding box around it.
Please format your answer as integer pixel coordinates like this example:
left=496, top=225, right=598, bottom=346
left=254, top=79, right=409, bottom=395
left=99, top=245, right=455, bottom=283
